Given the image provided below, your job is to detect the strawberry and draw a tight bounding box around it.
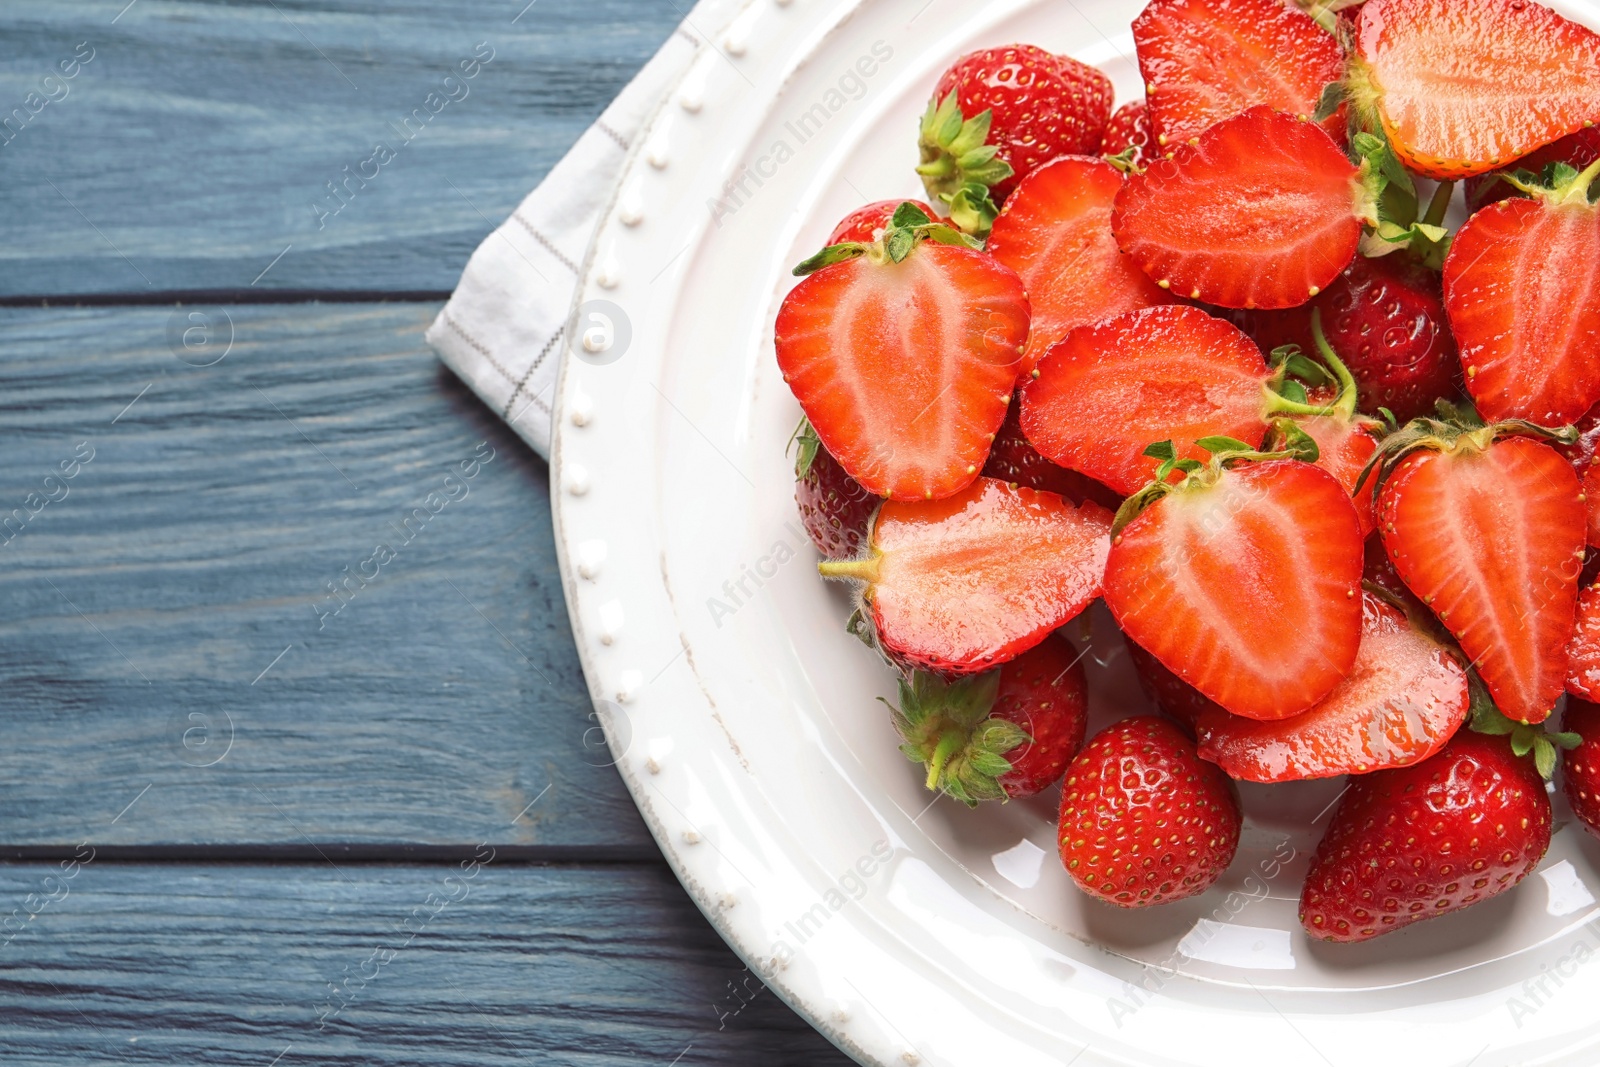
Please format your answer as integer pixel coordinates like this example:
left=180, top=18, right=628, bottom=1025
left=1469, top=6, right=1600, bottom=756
left=1058, top=716, right=1241, bottom=907
left=1100, top=100, right=1155, bottom=167
left=1227, top=254, right=1462, bottom=425
left=1261, top=310, right=1387, bottom=537
left=918, top=44, right=1113, bottom=230
left=1370, top=418, right=1585, bottom=724
left=1443, top=160, right=1600, bottom=425
left=987, top=156, right=1174, bottom=377
left=775, top=204, right=1030, bottom=502
left=892, top=633, right=1088, bottom=804
left=981, top=398, right=1122, bottom=510
left=817, top=477, right=1112, bottom=674
left=1565, top=580, right=1600, bottom=701
left=1300, top=729, right=1552, bottom=942
left=827, top=199, right=935, bottom=245
left=791, top=419, right=876, bottom=560
left=1111, top=107, right=1367, bottom=309
left=1466, top=126, right=1600, bottom=211
left=1019, top=305, right=1271, bottom=496
left=1349, top=0, right=1600, bottom=180
left=1195, top=591, right=1469, bottom=782
left=1556, top=401, right=1600, bottom=547
left=1132, top=0, right=1346, bottom=150
left=1103, top=439, right=1365, bottom=721
left=1561, top=698, right=1600, bottom=838
left=1124, top=637, right=1224, bottom=733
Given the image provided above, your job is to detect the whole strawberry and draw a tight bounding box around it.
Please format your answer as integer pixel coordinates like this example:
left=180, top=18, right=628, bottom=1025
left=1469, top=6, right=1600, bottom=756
left=918, top=44, right=1112, bottom=229
left=1100, top=100, right=1154, bottom=168
left=792, top=419, right=876, bottom=560
left=1562, top=699, right=1600, bottom=838
left=1300, top=729, right=1552, bottom=943
left=892, top=633, right=1089, bottom=804
left=1059, top=716, right=1240, bottom=907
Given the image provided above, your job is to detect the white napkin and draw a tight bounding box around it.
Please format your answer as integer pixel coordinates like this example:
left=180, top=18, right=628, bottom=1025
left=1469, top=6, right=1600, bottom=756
left=426, top=0, right=746, bottom=458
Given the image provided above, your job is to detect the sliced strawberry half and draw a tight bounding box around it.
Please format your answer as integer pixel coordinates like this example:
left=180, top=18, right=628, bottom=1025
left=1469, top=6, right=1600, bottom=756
left=818, top=477, right=1112, bottom=674
left=1133, top=0, right=1346, bottom=149
left=1352, top=0, right=1600, bottom=180
left=1374, top=424, right=1585, bottom=724
left=987, top=156, right=1175, bottom=377
left=775, top=210, right=1030, bottom=501
left=1443, top=162, right=1600, bottom=425
left=1112, top=107, right=1365, bottom=309
left=1019, top=305, right=1270, bottom=496
left=1196, top=591, right=1468, bottom=782
left=1103, top=444, right=1365, bottom=721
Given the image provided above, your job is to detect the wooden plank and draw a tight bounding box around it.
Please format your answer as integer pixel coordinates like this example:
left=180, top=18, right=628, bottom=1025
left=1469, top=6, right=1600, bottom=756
left=0, top=304, right=651, bottom=849
left=0, top=0, right=679, bottom=296
left=0, top=861, right=855, bottom=1065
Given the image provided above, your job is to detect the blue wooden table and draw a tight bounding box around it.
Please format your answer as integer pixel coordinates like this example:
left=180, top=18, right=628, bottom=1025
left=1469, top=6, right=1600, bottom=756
left=0, top=3, right=853, bottom=1062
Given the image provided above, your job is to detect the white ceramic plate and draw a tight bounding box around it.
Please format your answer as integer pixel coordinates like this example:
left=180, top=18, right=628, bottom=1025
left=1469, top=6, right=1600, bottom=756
left=551, top=0, right=1600, bottom=1062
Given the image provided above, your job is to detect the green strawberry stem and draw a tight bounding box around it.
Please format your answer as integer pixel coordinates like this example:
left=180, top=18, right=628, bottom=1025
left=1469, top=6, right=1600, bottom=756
left=1466, top=673, right=1580, bottom=776
left=1421, top=181, right=1455, bottom=227
left=818, top=557, right=880, bottom=583
left=1259, top=309, right=1359, bottom=420
left=1112, top=434, right=1321, bottom=535
left=925, top=729, right=966, bottom=790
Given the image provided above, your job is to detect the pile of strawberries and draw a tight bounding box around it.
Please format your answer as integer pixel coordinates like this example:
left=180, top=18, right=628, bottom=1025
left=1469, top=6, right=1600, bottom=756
left=776, top=0, right=1600, bottom=942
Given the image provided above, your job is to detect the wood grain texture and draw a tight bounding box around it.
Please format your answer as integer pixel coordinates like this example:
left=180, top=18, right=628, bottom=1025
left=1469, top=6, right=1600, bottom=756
left=0, top=861, right=856, bottom=1066
left=0, top=0, right=680, bottom=296
left=0, top=304, right=651, bottom=849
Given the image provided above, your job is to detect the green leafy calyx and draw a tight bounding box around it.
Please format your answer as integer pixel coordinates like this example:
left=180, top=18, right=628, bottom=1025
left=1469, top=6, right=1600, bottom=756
left=888, top=670, right=1027, bottom=806
left=1467, top=675, right=1579, bottom=779
left=916, top=92, right=1012, bottom=238
left=1354, top=406, right=1579, bottom=499
left=1111, top=434, right=1321, bottom=537
left=790, top=201, right=981, bottom=276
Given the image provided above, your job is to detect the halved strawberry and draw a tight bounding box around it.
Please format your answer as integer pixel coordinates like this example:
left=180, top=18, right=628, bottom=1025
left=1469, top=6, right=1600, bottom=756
left=1019, top=305, right=1270, bottom=496
left=1103, top=441, right=1364, bottom=721
left=1124, top=636, right=1225, bottom=733
left=1133, top=0, right=1346, bottom=149
left=1466, top=126, right=1600, bottom=211
left=1350, top=0, right=1600, bottom=180
left=1112, top=107, right=1366, bottom=309
left=1372, top=420, right=1585, bottom=724
left=1566, top=581, right=1600, bottom=701
left=827, top=199, right=936, bottom=245
left=987, top=157, right=1174, bottom=376
left=1195, top=591, right=1468, bottom=782
left=981, top=397, right=1122, bottom=509
left=817, top=477, right=1111, bottom=674
left=1443, top=161, right=1600, bottom=425
left=891, top=632, right=1089, bottom=804
left=775, top=207, right=1030, bottom=501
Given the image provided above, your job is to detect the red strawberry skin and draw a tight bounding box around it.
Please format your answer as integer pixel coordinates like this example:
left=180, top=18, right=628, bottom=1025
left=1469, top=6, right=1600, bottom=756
left=934, top=45, right=1113, bottom=203
left=1105, top=460, right=1364, bottom=720
left=1100, top=100, right=1155, bottom=167
left=827, top=199, right=935, bottom=245
left=1020, top=305, right=1269, bottom=496
left=1058, top=716, right=1241, bottom=907
left=1562, top=698, right=1600, bottom=838
left=1124, top=636, right=1225, bottom=733
left=987, top=156, right=1175, bottom=375
left=1273, top=414, right=1381, bottom=538
left=795, top=443, right=877, bottom=561
left=836, top=477, right=1112, bottom=674
left=1133, top=0, right=1346, bottom=149
left=1356, top=0, right=1600, bottom=180
left=993, top=633, right=1090, bottom=796
left=1566, top=581, right=1600, bottom=701
left=1300, top=730, right=1551, bottom=943
left=1558, top=401, right=1600, bottom=547
left=775, top=243, right=1029, bottom=501
left=1379, top=438, right=1584, bottom=724
left=1112, top=107, right=1362, bottom=309
left=1444, top=195, right=1600, bottom=425
left=981, top=398, right=1122, bottom=509
left=1195, top=592, right=1468, bottom=782
left=1467, top=126, right=1600, bottom=211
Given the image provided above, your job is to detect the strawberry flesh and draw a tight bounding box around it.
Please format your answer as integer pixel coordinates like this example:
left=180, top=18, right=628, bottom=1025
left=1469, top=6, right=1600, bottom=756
left=1020, top=305, right=1270, bottom=496
left=1124, top=636, right=1225, bottom=733
left=1105, top=459, right=1365, bottom=720
left=987, top=156, right=1175, bottom=377
left=1195, top=592, right=1468, bottom=782
left=1356, top=0, right=1600, bottom=179
left=1269, top=414, right=1381, bottom=538
left=1379, top=437, right=1584, bottom=724
left=1112, top=107, right=1363, bottom=309
left=981, top=398, right=1122, bottom=509
left=825, top=477, right=1112, bottom=674
left=1134, top=0, right=1346, bottom=148
left=1300, top=730, right=1551, bottom=942
left=1058, top=716, right=1241, bottom=907
left=775, top=242, right=1029, bottom=501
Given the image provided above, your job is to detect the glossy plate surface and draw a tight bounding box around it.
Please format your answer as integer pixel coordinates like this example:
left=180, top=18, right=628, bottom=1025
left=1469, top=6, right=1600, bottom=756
left=551, top=0, right=1600, bottom=1062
